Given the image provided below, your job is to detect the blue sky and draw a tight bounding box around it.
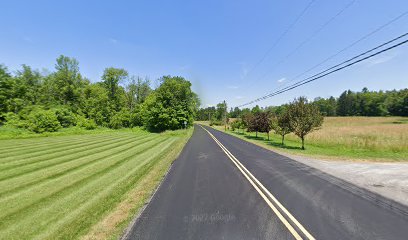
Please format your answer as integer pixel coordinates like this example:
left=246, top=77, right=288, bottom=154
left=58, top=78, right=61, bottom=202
left=1, top=0, right=408, bottom=108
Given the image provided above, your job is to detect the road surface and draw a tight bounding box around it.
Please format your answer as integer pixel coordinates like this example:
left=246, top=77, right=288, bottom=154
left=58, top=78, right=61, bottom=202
left=123, top=125, right=408, bottom=240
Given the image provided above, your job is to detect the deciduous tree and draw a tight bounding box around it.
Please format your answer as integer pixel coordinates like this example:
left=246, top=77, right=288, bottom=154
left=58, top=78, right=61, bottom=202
left=288, top=97, right=323, bottom=150
left=271, top=111, right=293, bottom=145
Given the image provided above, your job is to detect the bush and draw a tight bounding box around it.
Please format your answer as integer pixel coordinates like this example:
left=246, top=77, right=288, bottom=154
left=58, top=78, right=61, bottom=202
left=129, top=106, right=143, bottom=127
left=54, top=107, right=77, bottom=127
left=77, top=117, right=97, bottom=130
left=3, top=112, right=29, bottom=129
left=28, top=110, right=61, bottom=133
left=230, top=120, right=243, bottom=131
left=109, top=114, right=123, bottom=129
left=118, top=110, right=132, bottom=128
left=209, top=119, right=223, bottom=126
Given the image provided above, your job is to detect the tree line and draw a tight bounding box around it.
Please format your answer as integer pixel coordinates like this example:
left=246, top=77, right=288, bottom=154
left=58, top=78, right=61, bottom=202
left=196, top=87, right=408, bottom=123
left=229, top=97, right=323, bottom=150
left=0, top=55, right=199, bottom=133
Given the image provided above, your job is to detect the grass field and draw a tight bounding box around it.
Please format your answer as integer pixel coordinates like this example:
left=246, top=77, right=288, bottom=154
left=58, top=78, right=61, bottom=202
left=199, top=117, right=408, bottom=161
left=0, top=128, right=192, bottom=240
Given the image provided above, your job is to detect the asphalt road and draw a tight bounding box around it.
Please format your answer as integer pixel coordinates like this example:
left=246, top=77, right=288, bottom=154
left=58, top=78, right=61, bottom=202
left=124, top=125, right=408, bottom=240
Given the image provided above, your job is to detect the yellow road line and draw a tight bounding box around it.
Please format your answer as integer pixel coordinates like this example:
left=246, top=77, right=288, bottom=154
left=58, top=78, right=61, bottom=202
left=200, top=125, right=315, bottom=240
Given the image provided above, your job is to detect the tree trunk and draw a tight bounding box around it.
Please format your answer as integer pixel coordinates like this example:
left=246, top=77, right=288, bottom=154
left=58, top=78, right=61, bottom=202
left=281, top=135, right=284, bottom=145
left=301, top=136, right=305, bottom=150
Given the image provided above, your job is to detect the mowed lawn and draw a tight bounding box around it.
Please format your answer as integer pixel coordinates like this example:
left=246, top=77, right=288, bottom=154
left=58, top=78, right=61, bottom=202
left=0, top=129, right=191, bottom=239
left=202, top=117, right=408, bottom=161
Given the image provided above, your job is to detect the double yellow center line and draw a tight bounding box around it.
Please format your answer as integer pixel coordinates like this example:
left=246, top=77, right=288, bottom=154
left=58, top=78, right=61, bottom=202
left=200, top=125, right=315, bottom=240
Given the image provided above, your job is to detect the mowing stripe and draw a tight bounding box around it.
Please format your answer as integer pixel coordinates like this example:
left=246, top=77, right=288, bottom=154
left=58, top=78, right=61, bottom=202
left=0, top=135, right=157, bottom=202
left=0, top=133, right=124, bottom=155
left=0, top=134, right=123, bottom=163
left=36, top=138, right=178, bottom=240
left=0, top=134, right=105, bottom=150
left=0, top=135, right=147, bottom=182
left=0, top=137, right=170, bottom=224
left=0, top=131, right=135, bottom=147
left=0, top=135, right=152, bottom=193
left=0, top=133, right=123, bottom=154
left=0, top=133, right=140, bottom=168
left=0, top=134, right=134, bottom=162
left=0, top=138, right=159, bottom=199
left=0, top=134, right=140, bottom=175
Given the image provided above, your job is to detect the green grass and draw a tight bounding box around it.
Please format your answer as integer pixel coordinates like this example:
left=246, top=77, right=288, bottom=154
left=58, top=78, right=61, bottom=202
left=0, top=125, right=134, bottom=140
left=198, top=117, right=408, bottom=161
left=0, top=128, right=192, bottom=239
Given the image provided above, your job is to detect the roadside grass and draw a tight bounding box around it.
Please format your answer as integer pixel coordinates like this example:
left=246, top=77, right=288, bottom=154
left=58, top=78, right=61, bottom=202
left=196, top=117, right=408, bottom=161
left=0, top=127, right=193, bottom=240
left=0, top=125, right=137, bottom=140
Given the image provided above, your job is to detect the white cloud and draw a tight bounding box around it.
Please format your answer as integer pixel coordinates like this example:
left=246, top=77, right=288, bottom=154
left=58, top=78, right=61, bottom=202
left=206, top=104, right=214, bottom=107
left=235, top=96, right=244, bottom=99
left=277, top=77, right=286, bottom=83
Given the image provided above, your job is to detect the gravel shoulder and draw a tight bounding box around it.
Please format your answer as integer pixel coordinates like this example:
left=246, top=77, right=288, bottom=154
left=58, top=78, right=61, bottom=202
left=275, top=151, right=408, bottom=207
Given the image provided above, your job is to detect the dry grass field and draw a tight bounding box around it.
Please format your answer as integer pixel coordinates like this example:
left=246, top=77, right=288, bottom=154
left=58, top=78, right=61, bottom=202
left=304, top=117, right=408, bottom=152
left=199, top=117, right=408, bottom=161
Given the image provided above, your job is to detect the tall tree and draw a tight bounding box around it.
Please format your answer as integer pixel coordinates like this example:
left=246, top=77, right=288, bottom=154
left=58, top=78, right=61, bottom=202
left=15, top=65, right=42, bottom=105
left=142, top=76, right=198, bottom=131
left=101, top=67, right=128, bottom=110
left=53, top=55, right=86, bottom=109
left=125, top=76, right=151, bottom=111
left=288, top=97, right=323, bottom=150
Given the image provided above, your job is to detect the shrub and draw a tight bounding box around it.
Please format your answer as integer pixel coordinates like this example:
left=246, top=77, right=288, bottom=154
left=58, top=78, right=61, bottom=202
left=3, top=112, right=29, bottom=129
left=130, top=112, right=143, bottom=127
left=28, top=110, right=61, bottom=133
left=77, top=117, right=97, bottom=130
left=54, top=107, right=77, bottom=127
left=129, top=106, right=143, bottom=127
left=118, top=110, right=132, bottom=128
left=230, top=120, right=242, bottom=131
left=209, top=119, right=223, bottom=126
left=108, top=114, right=122, bottom=129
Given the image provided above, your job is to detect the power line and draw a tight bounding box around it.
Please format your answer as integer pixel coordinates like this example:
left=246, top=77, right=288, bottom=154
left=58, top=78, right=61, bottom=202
left=240, top=0, right=316, bottom=81
left=273, top=10, right=408, bottom=94
left=237, top=32, right=408, bottom=107
left=243, top=0, right=355, bottom=91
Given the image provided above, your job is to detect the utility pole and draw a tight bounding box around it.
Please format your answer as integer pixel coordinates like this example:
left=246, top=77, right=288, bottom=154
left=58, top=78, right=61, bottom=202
left=223, top=100, right=227, bottom=131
